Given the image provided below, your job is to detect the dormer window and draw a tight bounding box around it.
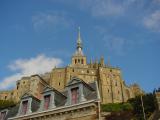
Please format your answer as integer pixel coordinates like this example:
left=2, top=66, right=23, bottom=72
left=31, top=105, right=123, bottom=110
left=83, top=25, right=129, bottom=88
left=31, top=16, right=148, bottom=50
left=71, top=87, right=79, bottom=104
left=0, top=111, right=7, bottom=120
left=44, top=95, right=51, bottom=110
left=21, top=100, right=28, bottom=115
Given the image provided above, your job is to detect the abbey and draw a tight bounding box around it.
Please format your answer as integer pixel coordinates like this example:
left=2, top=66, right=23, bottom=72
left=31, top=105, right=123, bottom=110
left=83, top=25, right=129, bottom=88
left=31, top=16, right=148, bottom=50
left=0, top=28, right=142, bottom=104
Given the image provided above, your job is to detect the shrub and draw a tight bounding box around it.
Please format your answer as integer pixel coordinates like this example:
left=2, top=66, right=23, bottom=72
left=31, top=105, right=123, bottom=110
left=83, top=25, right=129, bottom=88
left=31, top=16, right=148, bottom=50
left=101, top=102, right=133, bottom=112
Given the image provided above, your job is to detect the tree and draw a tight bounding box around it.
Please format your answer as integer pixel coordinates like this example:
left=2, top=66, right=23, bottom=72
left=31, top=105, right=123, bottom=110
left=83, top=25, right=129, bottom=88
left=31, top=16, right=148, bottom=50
left=128, top=93, right=156, bottom=120
left=0, top=100, right=15, bottom=110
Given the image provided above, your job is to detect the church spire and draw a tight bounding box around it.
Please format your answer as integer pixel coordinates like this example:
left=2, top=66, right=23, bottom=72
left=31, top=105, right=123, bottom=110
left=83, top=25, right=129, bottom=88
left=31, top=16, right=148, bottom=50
left=71, top=27, right=87, bottom=66
left=77, top=27, right=82, bottom=49
left=74, top=27, right=83, bottom=56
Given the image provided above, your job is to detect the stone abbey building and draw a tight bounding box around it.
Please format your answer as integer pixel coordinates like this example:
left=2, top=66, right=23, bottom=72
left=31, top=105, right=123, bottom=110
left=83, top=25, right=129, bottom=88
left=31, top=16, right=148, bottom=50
left=0, top=28, right=142, bottom=104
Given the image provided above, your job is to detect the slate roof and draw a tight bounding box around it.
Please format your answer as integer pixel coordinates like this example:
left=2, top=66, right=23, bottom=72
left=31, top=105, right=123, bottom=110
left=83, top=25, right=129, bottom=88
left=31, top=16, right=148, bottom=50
left=3, top=104, right=19, bottom=120
left=1, top=78, right=99, bottom=120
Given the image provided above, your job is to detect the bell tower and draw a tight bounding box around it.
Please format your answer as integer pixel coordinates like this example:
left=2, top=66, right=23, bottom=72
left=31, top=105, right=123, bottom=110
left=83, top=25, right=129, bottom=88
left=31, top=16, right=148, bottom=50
left=71, top=27, right=87, bottom=67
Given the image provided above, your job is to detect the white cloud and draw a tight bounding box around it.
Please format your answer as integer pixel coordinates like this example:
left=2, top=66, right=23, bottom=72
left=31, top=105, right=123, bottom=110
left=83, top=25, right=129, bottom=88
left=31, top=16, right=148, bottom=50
left=0, top=54, right=62, bottom=90
left=32, top=12, right=73, bottom=32
left=94, top=26, right=132, bottom=55
left=103, top=36, right=128, bottom=56
left=143, top=10, right=160, bottom=32
left=91, top=0, right=125, bottom=17
left=78, top=0, right=139, bottom=17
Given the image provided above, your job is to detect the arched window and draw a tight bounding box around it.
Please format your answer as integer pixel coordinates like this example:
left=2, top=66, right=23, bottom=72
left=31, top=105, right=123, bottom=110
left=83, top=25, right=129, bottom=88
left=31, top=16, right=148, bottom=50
left=115, top=82, right=117, bottom=86
left=81, top=59, right=84, bottom=64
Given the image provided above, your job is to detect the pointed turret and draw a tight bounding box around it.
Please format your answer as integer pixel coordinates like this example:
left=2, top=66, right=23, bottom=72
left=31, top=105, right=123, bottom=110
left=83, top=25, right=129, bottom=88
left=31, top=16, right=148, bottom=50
left=77, top=27, right=82, bottom=49
left=100, top=56, right=105, bottom=67
left=75, top=27, right=83, bottom=56
left=71, top=27, right=87, bottom=67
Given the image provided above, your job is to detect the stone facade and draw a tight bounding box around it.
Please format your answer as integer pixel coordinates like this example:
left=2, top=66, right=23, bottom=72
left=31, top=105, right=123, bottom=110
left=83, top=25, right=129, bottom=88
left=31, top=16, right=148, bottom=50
left=0, top=29, right=142, bottom=104
left=156, top=92, right=160, bottom=111
left=9, top=101, right=99, bottom=120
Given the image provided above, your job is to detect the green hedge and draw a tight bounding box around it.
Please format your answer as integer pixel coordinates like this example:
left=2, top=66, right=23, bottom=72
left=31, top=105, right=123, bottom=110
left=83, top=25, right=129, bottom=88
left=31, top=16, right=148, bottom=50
left=0, top=100, right=15, bottom=110
left=101, top=103, right=133, bottom=112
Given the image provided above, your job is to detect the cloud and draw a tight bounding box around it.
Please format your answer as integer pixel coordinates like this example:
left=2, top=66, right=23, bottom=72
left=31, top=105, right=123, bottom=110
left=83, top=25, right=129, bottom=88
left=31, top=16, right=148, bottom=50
left=78, top=0, right=139, bottom=17
left=32, top=11, right=74, bottom=32
left=94, top=26, right=133, bottom=56
left=143, top=10, right=160, bottom=32
left=0, top=54, right=63, bottom=90
left=103, top=36, right=128, bottom=56
left=90, top=0, right=125, bottom=17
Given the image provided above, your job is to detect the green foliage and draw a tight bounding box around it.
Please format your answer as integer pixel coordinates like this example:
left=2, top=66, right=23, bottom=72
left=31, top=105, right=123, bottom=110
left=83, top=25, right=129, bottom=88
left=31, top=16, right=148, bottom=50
left=101, top=102, right=133, bottom=112
left=128, top=93, right=156, bottom=120
left=0, top=100, right=15, bottom=110
left=102, top=93, right=156, bottom=120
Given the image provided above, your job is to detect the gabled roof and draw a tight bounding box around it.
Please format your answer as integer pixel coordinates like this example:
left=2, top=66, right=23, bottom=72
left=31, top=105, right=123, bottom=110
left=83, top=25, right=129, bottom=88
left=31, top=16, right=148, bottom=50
left=41, top=86, right=66, bottom=98
left=66, top=77, right=95, bottom=91
left=21, top=92, right=40, bottom=102
left=31, top=74, right=49, bottom=86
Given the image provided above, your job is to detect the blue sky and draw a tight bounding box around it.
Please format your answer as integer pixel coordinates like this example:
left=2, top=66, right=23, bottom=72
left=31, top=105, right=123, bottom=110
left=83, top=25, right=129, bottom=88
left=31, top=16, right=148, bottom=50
left=0, top=0, right=160, bottom=92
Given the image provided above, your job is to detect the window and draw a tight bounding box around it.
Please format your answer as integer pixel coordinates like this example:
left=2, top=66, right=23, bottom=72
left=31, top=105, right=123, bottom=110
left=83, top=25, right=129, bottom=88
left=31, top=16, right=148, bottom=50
left=72, top=69, right=74, bottom=72
left=115, top=82, right=117, bottom=86
left=59, top=82, right=60, bottom=86
left=81, top=59, right=84, bottom=64
left=4, top=96, right=7, bottom=100
left=87, top=70, right=89, bottom=73
left=75, top=59, right=77, bottom=64
left=21, top=100, right=28, bottom=115
left=71, top=87, right=79, bottom=104
left=78, top=59, right=80, bottom=63
left=44, top=95, right=51, bottom=110
left=0, top=111, right=7, bottom=120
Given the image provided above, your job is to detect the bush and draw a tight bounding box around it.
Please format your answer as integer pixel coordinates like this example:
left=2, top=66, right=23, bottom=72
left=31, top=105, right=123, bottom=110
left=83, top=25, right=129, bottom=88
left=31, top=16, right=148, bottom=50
left=101, top=103, right=133, bottom=112
left=0, top=100, right=15, bottom=110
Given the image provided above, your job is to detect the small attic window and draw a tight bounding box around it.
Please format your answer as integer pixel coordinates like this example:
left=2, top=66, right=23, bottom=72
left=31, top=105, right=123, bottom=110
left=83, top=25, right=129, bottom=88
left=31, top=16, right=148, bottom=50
left=0, top=111, right=7, bottom=120
left=71, top=87, right=79, bottom=104
left=44, top=95, right=51, bottom=110
left=21, top=100, right=28, bottom=115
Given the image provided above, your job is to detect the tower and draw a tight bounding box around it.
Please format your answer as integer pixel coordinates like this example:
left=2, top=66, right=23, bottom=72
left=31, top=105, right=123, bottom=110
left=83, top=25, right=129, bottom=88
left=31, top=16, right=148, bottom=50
left=71, top=27, right=87, bottom=67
